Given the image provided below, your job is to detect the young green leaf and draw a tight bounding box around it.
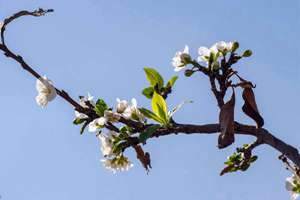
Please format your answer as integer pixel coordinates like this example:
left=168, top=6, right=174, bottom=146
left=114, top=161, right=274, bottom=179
left=94, top=99, right=108, bottom=116
left=139, top=125, right=161, bottom=143
left=142, top=87, right=154, bottom=99
left=139, top=108, right=165, bottom=124
left=144, top=67, right=164, bottom=89
left=80, top=121, right=89, bottom=135
left=166, top=76, right=178, bottom=88
left=73, top=118, right=85, bottom=125
left=112, top=140, right=127, bottom=154
left=151, top=92, right=168, bottom=124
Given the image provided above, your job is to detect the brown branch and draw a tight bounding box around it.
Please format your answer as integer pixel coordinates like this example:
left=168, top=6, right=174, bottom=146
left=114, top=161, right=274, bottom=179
left=0, top=8, right=87, bottom=114
left=124, top=122, right=300, bottom=168
left=209, top=75, right=224, bottom=108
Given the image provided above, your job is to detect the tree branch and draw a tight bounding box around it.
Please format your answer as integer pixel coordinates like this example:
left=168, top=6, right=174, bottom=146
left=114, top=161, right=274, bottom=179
left=1, top=8, right=300, bottom=173
left=124, top=122, right=300, bottom=168
left=0, top=8, right=87, bottom=114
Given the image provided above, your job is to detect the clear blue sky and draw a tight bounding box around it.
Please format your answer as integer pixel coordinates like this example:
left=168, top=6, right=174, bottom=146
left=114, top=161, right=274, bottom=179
left=0, top=0, right=299, bottom=199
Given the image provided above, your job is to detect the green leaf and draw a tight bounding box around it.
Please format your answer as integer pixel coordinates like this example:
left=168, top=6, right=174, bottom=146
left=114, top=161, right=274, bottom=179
left=139, top=108, right=165, bottom=124
left=139, top=125, right=161, bottom=143
left=80, top=121, right=89, bottom=135
left=144, top=67, right=164, bottom=89
left=142, top=87, right=154, bottom=99
left=112, top=140, right=127, bottom=154
left=94, top=99, right=108, bottom=116
left=242, top=50, right=252, bottom=57
left=249, top=155, right=258, bottom=163
left=73, top=118, right=85, bottom=125
left=151, top=92, right=168, bottom=124
left=166, top=76, right=178, bottom=88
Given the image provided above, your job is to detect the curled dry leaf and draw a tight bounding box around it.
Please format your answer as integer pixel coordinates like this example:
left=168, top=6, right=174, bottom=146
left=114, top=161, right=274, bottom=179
left=133, top=145, right=152, bottom=172
left=242, top=84, right=264, bottom=128
left=218, top=89, right=235, bottom=149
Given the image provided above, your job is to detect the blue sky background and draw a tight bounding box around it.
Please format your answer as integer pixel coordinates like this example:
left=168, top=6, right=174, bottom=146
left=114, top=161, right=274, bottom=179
left=0, top=0, right=299, bottom=199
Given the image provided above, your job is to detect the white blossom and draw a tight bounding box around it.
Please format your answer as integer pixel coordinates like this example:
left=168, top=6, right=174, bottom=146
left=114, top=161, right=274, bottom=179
left=74, top=111, right=88, bottom=120
left=0, top=21, right=3, bottom=29
left=172, top=45, right=191, bottom=72
left=104, top=110, right=121, bottom=123
left=97, top=132, right=116, bottom=157
left=79, top=93, right=95, bottom=108
left=123, top=98, right=145, bottom=122
left=35, top=76, right=57, bottom=108
left=88, top=117, right=107, bottom=132
left=116, top=98, right=128, bottom=113
left=286, top=175, right=300, bottom=200
left=197, top=44, right=219, bottom=63
left=215, top=41, right=233, bottom=52
left=101, top=155, right=133, bottom=173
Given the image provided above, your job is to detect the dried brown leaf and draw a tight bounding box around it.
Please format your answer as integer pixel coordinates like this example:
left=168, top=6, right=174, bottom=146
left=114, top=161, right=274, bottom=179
left=133, top=145, right=152, bottom=172
left=218, top=90, right=235, bottom=149
left=242, top=86, right=264, bottom=128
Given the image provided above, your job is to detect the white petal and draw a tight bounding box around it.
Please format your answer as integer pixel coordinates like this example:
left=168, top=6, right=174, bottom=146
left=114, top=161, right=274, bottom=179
left=286, top=177, right=295, bottom=191
left=96, top=117, right=107, bottom=126
left=174, top=66, right=184, bottom=72
left=88, top=118, right=106, bottom=132
left=131, top=98, right=137, bottom=108
left=210, top=44, right=218, bottom=54
left=35, top=76, right=57, bottom=107
left=183, top=45, right=189, bottom=54
left=198, top=47, right=210, bottom=57
left=35, top=94, right=48, bottom=108
left=291, top=193, right=299, bottom=200
left=87, top=92, right=94, bottom=101
left=88, top=121, right=98, bottom=132
left=122, top=107, right=132, bottom=119
left=75, top=111, right=88, bottom=119
left=215, top=41, right=227, bottom=51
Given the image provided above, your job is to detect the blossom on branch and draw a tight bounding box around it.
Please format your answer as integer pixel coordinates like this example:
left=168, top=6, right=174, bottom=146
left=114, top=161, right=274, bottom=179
left=198, top=45, right=218, bottom=62
left=35, top=76, right=57, bottom=107
left=172, top=45, right=191, bottom=72
left=215, top=41, right=233, bottom=53
left=286, top=175, right=300, bottom=200
left=97, top=132, right=115, bottom=157
left=104, top=110, right=121, bottom=123
left=0, top=21, right=3, bottom=30
left=101, top=155, right=133, bottom=173
left=74, top=111, right=88, bottom=120
left=123, top=98, right=145, bottom=122
left=88, top=117, right=107, bottom=132
left=116, top=98, right=128, bottom=113
left=79, top=93, right=95, bottom=108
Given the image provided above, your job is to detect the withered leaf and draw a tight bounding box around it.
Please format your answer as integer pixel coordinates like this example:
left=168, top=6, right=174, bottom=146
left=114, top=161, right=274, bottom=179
left=133, top=145, right=152, bottom=172
left=242, top=86, right=264, bottom=128
left=218, top=90, right=235, bottom=149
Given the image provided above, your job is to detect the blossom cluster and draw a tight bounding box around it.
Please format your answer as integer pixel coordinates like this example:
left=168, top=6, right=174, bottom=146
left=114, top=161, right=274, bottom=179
left=84, top=97, right=145, bottom=133
left=74, top=95, right=144, bottom=173
left=172, top=41, right=236, bottom=72
left=286, top=174, right=300, bottom=200
left=34, top=77, right=137, bottom=173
